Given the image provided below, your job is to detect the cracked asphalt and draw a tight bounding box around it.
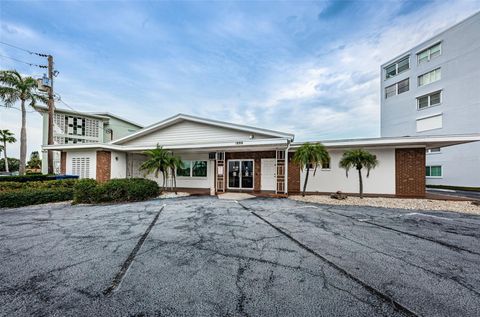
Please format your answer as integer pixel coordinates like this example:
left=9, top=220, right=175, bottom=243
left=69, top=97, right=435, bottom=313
left=1, top=197, right=479, bottom=316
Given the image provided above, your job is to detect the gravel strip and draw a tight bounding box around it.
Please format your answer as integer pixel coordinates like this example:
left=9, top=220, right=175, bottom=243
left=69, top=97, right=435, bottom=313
left=158, top=192, right=190, bottom=199
left=290, top=195, right=480, bottom=215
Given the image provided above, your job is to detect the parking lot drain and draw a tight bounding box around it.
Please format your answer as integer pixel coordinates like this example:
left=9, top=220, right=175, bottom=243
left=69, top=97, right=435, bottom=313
left=103, top=205, right=165, bottom=296
left=238, top=202, right=418, bottom=317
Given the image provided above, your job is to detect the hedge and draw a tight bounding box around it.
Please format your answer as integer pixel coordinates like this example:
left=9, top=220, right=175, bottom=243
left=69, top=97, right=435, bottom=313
left=0, top=179, right=77, bottom=192
left=0, top=188, right=74, bottom=208
left=73, top=178, right=160, bottom=204
left=0, top=174, right=79, bottom=183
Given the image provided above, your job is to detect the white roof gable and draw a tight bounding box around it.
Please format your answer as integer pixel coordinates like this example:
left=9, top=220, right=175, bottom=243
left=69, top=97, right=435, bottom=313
left=112, top=113, right=294, bottom=146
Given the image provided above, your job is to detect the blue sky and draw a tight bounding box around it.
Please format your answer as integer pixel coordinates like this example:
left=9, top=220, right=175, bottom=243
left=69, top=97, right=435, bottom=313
left=1, top=0, right=479, bottom=157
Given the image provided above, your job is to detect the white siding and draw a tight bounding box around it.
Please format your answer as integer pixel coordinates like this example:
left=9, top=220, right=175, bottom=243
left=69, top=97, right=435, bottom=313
left=416, top=114, right=443, bottom=132
left=300, top=148, right=396, bottom=195
left=121, top=120, right=271, bottom=147
left=110, top=151, right=126, bottom=179
left=66, top=150, right=97, bottom=179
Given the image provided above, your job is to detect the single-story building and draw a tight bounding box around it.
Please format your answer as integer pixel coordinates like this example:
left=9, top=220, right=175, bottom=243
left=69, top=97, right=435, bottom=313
left=44, top=113, right=480, bottom=197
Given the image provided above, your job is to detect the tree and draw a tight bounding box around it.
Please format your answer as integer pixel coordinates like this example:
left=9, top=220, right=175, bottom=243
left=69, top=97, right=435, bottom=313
left=0, top=70, right=47, bottom=175
left=27, top=151, right=42, bottom=169
left=293, top=142, right=330, bottom=197
left=339, top=149, right=379, bottom=199
left=165, top=154, right=183, bottom=194
left=139, top=145, right=171, bottom=190
left=0, top=129, right=17, bottom=172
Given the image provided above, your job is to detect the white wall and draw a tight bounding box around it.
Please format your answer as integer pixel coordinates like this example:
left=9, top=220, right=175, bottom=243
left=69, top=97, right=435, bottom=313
left=110, top=151, right=127, bottom=179
left=65, top=150, right=97, bottom=179
left=300, top=148, right=396, bottom=195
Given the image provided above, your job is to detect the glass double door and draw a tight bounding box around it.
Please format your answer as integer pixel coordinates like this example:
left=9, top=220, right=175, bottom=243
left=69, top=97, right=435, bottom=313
left=228, top=160, right=254, bottom=189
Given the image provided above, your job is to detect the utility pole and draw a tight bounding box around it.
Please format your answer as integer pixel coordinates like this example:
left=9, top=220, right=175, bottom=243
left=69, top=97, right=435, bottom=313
left=47, top=55, right=54, bottom=174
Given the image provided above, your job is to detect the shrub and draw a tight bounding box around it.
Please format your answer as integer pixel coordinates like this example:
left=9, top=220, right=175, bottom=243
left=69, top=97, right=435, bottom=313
left=73, top=178, right=159, bottom=204
left=0, top=174, right=78, bottom=183
left=0, top=158, right=20, bottom=172
left=0, top=179, right=77, bottom=192
left=0, top=188, right=73, bottom=208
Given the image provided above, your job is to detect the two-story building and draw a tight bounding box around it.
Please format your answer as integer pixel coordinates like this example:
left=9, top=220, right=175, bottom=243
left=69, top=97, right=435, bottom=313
left=34, top=105, right=143, bottom=174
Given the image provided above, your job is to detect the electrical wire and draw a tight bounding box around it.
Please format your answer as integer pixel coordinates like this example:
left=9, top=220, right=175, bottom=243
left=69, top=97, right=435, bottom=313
left=0, top=41, right=49, bottom=57
left=0, top=54, right=48, bottom=68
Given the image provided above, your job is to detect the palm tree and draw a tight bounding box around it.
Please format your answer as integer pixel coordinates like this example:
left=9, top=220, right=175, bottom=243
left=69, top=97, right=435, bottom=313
left=293, top=142, right=330, bottom=197
left=0, top=129, right=17, bottom=173
left=0, top=70, right=47, bottom=175
left=140, top=145, right=170, bottom=190
left=165, top=154, right=183, bottom=194
left=339, top=149, right=379, bottom=199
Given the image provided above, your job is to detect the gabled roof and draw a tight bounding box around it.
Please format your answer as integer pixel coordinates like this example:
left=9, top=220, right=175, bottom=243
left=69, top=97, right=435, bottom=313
left=111, top=113, right=295, bottom=145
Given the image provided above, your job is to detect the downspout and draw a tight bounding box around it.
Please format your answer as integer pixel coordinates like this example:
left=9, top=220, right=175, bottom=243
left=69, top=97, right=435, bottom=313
left=284, top=140, right=291, bottom=195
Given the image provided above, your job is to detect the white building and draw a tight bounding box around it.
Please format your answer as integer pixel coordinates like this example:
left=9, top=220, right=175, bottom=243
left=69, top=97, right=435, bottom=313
left=34, top=105, right=143, bottom=174
left=380, top=12, right=480, bottom=187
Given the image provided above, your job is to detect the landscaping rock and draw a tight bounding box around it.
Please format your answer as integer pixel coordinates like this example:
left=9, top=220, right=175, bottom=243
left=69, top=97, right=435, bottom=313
left=330, top=191, right=347, bottom=200
left=472, top=200, right=480, bottom=207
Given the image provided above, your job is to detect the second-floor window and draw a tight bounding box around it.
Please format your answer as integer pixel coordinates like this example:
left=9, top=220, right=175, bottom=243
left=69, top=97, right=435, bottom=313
left=418, top=68, right=441, bottom=86
left=384, top=56, right=410, bottom=79
left=385, top=78, right=409, bottom=99
left=417, top=43, right=441, bottom=64
left=417, top=91, right=442, bottom=109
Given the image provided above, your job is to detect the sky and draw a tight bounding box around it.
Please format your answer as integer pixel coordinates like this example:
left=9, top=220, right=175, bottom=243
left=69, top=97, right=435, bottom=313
left=1, top=0, right=479, bottom=158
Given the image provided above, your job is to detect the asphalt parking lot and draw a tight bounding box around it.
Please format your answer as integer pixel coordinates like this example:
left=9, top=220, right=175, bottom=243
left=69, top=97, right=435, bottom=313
left=1, top=196, right=480, bottom=317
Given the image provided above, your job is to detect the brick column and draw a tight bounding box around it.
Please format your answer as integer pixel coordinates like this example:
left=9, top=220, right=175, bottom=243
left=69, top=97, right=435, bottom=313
left=60, top=152, right=67, bottom=174
left=96, top=151, right=111, bottom=183
left=395, top=148, right=426, bottom=197
left=287, top=152, right=301, bottom=194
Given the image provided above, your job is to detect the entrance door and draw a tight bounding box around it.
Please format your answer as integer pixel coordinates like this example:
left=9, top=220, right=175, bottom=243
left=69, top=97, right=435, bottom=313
left=261, top=159, right=276, bottom=191
left=228, top=160, right=254, bottom=190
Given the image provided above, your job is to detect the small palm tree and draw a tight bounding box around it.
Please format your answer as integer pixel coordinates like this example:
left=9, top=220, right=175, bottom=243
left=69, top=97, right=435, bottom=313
left=0, top=70, right=47, bottom=175
left=339, top=149, right=379, bottom=199
left=0, top=129, right=17, bottom=173
left=140, top=145, right=171, bottom=190
left=165, top=154, right=183, bottom=194
left=293, top=142, right=330, bottom=197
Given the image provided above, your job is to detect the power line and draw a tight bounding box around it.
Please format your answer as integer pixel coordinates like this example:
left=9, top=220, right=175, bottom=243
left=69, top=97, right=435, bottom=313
left=0, top=41, right=48, bottom=57
left=0, top=54, right=48, bottom=68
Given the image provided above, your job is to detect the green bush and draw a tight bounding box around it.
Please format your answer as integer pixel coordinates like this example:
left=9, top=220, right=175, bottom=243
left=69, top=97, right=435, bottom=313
left=73, top=178, right=159, bottom=204
left=0, top=179, right=77, bottom=192
left=0, top=174, right=78, bottom=183
left=0, top=188, right=73, bottom=208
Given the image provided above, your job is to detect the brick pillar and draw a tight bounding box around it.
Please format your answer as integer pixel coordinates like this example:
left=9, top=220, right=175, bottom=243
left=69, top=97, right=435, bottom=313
left=287, top=152, right=301, bottom=194
left=60, top=152, right=67, bottom=175
left=96, top=151, right=111, bottom=183
left=395, top=148, right=426, bottom=197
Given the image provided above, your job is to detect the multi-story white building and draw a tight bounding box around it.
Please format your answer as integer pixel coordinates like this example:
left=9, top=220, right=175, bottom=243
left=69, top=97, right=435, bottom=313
left=34, top=105, right=143, bottom=174
left=380, top=12, right=480, bottom=187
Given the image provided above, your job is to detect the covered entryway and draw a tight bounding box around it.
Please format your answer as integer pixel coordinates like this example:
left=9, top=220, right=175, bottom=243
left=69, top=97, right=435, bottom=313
left=261, top=158, right=276, bottom=191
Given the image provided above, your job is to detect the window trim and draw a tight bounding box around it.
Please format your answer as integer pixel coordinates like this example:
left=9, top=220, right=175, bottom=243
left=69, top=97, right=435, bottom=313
left=417, top=90, right=442, bottom=110
left=418, top=68, right=441, bottom=87
left=384, top=55, right=410, bottom=80
left=385, top=78, right=410, bottom=99
left=426, top=165, right=443, bottom=178
left=416, top=41, right=442, bottom=64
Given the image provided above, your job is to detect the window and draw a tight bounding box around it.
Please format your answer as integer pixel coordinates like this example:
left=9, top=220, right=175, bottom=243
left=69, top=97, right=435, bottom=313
left=417, top=43, right=441, bottom=64
left=426, top=165, right=442, bottom=177
left=418, top=68, right=441, bottom=86
left=426, top=147, right=441, bottom=154
left=177, top=160, right=208, bottom=177
left=322, top=158, right=331, bottom=169
left=385, top=78, right=409, bottom=99
left=416, top=114, right=443, bottom=132
left=384, top=56, right=410, bottom=79
left=417, top=91, right=442, bottom=109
